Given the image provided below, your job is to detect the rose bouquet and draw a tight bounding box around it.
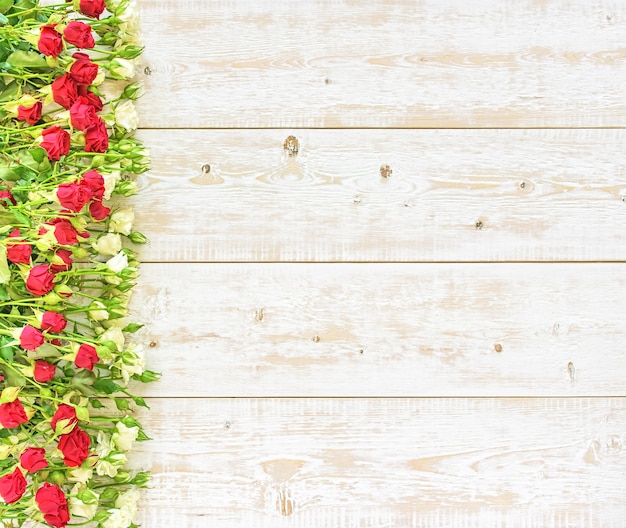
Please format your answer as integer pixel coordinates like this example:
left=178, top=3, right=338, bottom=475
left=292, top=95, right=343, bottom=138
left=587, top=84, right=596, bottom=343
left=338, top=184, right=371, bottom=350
left=0, top=1, right=157, bottom=527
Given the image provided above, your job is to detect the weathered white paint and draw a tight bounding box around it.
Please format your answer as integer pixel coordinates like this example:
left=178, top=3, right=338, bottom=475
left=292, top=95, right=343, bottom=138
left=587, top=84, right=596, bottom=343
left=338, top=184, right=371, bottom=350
left=137, top=0, right=626, bottom=128
left=134, top=128, right=626, bottom=262
left=130, top=262, right=626, bottom=397
left=131, top=398, right=626, bottom=527
left=129, top=0, right=626, bottom=525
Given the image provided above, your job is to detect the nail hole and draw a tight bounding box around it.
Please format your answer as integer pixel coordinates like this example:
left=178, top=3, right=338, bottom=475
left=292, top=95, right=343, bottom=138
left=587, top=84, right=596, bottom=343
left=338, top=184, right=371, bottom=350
left=475, top=220, right=484, bottom=230
left=283, top=136, right=299, bottom=155
left=353, top=195, right=362, bottom=204
left=224, top=421, right=231, bottom=430
left=519, top=182, right=526, bottom=189
left=201, top=163, right=211, bottom=174
left=254, top=308, right=264, bottom=322
left=359, top=349, right=364, bottom=355
left=143, top=66, right=152, bottom=76
left=380, top=165, right=392, bottom=178
left=324, top=78, right=330, bottom=84
left=494, top=343, right=503, bottom=353
left=148, top=341, right=157, bottom=348
left=568, top=361, right=575, bottom=380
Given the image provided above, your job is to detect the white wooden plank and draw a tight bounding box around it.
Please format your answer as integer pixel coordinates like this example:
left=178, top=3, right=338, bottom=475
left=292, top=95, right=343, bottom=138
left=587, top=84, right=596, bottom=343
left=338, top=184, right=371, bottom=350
left=130, top=262, right=626, bottom=397
left=132, top=128, right=626, bottom=263
left=130, top=397, right=626, bottom=527
left=136, top=0, right=626, bottom=128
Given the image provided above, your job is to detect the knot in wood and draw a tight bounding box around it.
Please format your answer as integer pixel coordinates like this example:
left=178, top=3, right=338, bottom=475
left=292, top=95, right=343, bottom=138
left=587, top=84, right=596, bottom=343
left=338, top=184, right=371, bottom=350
left=380, top=164, right=393, bottom=178
left=283, top=136, right=299, bottom=155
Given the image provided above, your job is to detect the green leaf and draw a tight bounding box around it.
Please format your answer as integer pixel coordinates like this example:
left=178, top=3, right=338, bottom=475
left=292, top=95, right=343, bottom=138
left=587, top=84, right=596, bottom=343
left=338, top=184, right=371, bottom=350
left=89, top=399, right=104, bottom=409
left=0, top=0, right=12, bottom=15
left=0, top=246, right=10, bottom=284
left=0, top=81, right=18, bottom=103
left=12, top=209, right=30, bottom=227
left=93, top=378, right=122, bottom=394
left=122, top=323, right=143, bottom=333
left=6, top=50, right=47, bottom=69
left=0, top=167, right=19, bottom=181
left=0, top=344, right=13, bottom=362
left=0, top=285, right=9, bottom=301
left=0, top=13, right=8, bottom=24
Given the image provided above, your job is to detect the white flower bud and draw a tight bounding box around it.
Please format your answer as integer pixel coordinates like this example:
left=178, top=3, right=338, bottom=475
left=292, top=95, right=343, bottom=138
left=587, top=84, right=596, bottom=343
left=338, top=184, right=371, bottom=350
left=114, top=100, right=138, bottom=131
left=94, top=233, right=122, bottom=256
left=106, top=251, right=128, bottom=273
left=109, top=208, right=134, bottom=235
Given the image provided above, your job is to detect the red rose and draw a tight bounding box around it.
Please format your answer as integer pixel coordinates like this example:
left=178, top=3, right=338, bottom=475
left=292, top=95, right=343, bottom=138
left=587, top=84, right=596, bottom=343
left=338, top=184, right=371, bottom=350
left=17, top=101, right=42, bottom=125
left=84, top=118, right=108, bottom=153
left=83, top=169, right=105, bottom=200
left=42, top=311, right=67, bottom=333
left=69, top=52, right=98, bottom=86
left=43, top=218, right=87, bottom=246
left=35, top=483, right=70, bottom=528
left=0, top=398, right=28, bottom=428
left=69, top=97, right=98, bottom=130
left=6, top=229, right=32, bottom=264
left=38, top=25, right=63, bottom=57
left=0, top=468, right=26, bottom=504
left=20, top=447, right=48, bottom=473
left=41, top=126, right=70, bottom=161
left=89, top=199, right=110, bottom=221
left=51, top=74, right=78, bottom=109
left=63, top=21, right=95, bottom=49
left=0, top=189, right=16, bottom=207
left=26, top=264, right=56, bottom=296
left=34, top=360, right=56, bottom=383
left=20, top=325, right=44, bottom=350
left=51, top=404, right=77, bottom=434
left=50, top=249, right=73, bottom=272
left=79, top=0, right=105, bottom=19
left=57, top=180, right=92, bottom=211
left=75, top=343, right=99, bottom=370
left=77, top=86, right=103, bottom=112
left=57, top=426, right=90, bottom=467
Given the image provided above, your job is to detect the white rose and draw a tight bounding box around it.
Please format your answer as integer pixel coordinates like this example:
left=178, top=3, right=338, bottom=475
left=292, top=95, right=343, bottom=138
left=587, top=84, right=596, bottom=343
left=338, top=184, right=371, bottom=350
left=102, top=508, right=133, bottom=528
left=106, top=251, right=128, bottom=273
left=96, top=459, right=118, bottom=478
left=119, top=345, right=145, bottom=384
left=67, top=467, right=94, bottom=484
left=88, top=301, right=109, bottom=321
left=112, top=422, right=139, bottom=452
left=109, top=208, right=134, bottom=235
left=69, top=484, right=99, bottom=520
left=102, top=171, right=121, bottom=200
left=110, top=58, right=135, bottom=79
left=114, top=100, right=138, bottom=131
left=94, top=233, right=122, bottom=256
left=100, top=326, right=125, bottom=351
left=115, top=487, right=140, bottom=517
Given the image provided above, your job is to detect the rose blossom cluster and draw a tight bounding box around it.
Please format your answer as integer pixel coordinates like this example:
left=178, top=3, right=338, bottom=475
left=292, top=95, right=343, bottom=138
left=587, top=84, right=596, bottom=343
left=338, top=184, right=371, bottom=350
left=0, top=1, right=156, bottom=528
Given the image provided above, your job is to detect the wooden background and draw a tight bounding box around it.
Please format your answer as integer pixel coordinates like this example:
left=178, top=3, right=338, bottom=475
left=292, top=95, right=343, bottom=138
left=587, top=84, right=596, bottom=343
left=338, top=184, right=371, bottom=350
left=128, top=1, right=626, bottom=526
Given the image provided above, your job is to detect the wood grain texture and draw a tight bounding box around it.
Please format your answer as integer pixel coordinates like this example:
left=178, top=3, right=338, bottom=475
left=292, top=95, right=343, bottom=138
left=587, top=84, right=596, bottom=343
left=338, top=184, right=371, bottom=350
left=133, top=128, right=626, bottom=263
left=130, top=262, right=626, bottom=397
left=131, top=397, right=626, bottom=527
left=136, top=0, right=626, bottom=128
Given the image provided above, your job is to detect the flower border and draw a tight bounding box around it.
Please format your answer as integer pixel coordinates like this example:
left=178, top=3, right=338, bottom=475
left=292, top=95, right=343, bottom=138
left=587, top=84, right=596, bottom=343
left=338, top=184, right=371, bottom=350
left=0, top=1, right=156, bottom=527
